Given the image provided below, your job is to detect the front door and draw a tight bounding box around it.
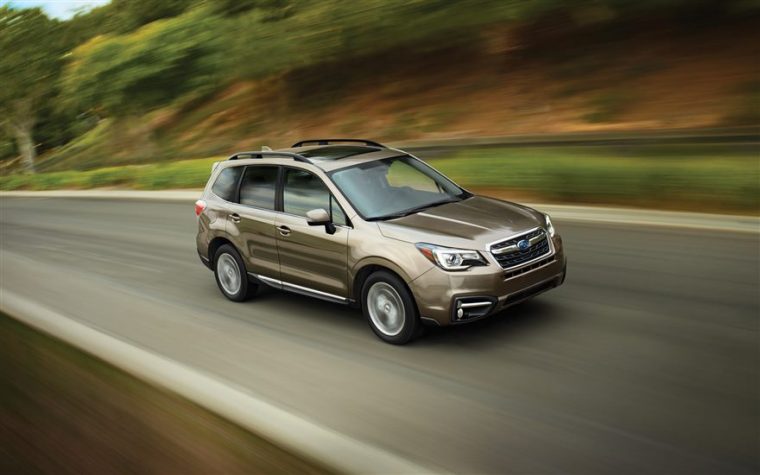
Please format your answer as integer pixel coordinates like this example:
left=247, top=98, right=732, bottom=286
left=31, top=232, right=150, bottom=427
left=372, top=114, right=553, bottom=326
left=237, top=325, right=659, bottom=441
left=275, top=168, right=350, bottom=299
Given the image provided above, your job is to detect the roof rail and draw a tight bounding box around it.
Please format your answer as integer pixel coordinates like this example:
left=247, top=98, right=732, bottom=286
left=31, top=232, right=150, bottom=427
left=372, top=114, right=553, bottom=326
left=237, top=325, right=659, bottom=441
left=228, top=151, right=312, bottom=164
left=291, top=139, right=385, bottom=148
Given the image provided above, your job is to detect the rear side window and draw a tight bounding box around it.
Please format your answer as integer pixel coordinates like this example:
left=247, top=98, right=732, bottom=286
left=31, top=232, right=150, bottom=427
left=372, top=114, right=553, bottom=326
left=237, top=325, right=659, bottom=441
left=239, top=166, right=278, bottom=210
left=211, top=166, right=243, bottom=202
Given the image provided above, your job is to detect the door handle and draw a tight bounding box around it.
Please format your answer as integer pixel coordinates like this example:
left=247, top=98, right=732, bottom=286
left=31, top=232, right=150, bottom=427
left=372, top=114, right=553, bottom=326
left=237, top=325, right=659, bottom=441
left=277, top=225, right=291, bottom=236
left=230, top=213, right=241, bottom=223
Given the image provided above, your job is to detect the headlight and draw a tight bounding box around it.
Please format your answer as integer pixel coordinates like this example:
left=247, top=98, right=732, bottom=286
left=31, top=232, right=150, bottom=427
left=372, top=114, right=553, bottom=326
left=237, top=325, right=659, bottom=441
left=415, top=243, right=487, bottom=271
left=545, top=214, right=556, bottom=237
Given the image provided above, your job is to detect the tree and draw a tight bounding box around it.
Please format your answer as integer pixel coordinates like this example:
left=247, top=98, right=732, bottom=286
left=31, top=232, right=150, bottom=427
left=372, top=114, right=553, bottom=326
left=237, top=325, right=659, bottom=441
left=210, top=0, right=296, bottom=20
left=61, top=9, right=221, bottom=118
left=0, top=7, right=64, bottom=173
left=107, top=0, right=196, bottom=33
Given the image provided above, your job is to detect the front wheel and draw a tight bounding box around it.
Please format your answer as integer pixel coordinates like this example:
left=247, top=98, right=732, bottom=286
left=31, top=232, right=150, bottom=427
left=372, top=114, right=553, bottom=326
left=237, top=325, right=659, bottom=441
left=214, top=244, right=257, bottom=301
left=361, top=271, right=419, bottom=344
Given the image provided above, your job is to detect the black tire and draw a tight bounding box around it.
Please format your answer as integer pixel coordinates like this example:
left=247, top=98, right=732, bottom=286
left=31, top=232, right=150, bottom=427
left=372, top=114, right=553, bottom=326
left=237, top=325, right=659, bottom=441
left=361, top=270, right=420, bottom=344
left=213, top=244, right=257, bottom=301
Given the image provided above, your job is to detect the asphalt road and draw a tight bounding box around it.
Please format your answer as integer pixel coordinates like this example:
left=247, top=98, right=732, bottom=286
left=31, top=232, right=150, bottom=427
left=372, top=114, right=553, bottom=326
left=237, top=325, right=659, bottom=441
left=1, top=197, right=758, bottom=474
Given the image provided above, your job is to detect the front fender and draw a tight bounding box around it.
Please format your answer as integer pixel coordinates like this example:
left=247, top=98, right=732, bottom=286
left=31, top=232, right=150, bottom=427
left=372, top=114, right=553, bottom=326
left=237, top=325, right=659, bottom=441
left=348, top=249, right=434, bottom=299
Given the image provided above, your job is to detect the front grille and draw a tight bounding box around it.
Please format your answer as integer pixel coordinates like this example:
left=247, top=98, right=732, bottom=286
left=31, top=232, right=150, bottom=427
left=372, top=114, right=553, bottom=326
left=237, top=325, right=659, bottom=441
left=491, top=228, right=551, bottom=270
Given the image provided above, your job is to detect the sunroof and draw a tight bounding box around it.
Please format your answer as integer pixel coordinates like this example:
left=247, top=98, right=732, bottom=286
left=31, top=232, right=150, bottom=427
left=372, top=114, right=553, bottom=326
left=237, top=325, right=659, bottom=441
left=298, top=145, right=378, bottom=160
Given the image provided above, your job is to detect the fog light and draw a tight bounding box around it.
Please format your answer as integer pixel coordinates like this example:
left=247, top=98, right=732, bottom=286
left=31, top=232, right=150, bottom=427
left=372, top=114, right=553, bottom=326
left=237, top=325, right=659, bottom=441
left=453, top=297, right=496, bottom=322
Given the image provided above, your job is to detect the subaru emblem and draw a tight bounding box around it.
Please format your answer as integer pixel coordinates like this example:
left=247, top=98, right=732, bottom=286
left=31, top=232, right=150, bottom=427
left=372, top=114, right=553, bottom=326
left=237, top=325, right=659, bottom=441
left=517, top=239, right=530, bottom=251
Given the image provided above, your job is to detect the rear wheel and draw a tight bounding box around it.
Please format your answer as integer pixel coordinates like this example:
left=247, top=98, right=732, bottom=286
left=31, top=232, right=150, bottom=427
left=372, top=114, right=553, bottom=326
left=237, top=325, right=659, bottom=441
left=214, top=244, right=257, bottom=301
left=362, top=271, right=419, bottom=344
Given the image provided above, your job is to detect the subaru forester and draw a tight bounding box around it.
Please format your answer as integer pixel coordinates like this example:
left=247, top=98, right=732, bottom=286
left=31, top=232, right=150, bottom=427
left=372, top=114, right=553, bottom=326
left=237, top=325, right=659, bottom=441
left=195, top=139, right=566, bottom=344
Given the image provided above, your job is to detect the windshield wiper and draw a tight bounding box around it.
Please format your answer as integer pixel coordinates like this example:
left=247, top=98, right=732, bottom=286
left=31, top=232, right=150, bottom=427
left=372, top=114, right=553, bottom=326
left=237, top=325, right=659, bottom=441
left=367, top=198, right=460, bottom=221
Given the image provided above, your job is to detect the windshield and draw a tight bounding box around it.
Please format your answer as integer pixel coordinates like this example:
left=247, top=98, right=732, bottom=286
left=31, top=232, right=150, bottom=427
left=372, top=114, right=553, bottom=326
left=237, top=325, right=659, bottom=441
left=328, top=155, right=470, bottom=220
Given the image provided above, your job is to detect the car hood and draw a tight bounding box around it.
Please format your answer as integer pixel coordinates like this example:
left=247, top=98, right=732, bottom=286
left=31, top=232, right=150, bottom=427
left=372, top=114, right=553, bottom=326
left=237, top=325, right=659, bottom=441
left=377, top=196, right=546, bottom=250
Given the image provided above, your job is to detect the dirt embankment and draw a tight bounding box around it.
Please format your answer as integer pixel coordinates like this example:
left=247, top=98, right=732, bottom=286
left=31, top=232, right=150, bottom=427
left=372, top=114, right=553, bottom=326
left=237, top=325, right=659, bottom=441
left=154, top=17, right=759, bottom=156
left=35, top=15, right=759, bottom=172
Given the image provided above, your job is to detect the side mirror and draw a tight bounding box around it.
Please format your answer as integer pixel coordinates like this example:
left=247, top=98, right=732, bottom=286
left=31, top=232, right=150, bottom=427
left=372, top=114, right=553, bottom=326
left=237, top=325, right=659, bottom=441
left=306, top=208, right=330, bottom=225
left=306, top=208, right=336, bottom=234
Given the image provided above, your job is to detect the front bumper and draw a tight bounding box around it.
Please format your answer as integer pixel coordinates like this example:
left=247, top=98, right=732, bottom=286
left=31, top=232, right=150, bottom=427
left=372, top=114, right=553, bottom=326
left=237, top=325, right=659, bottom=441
left=198, top=250, right=212, bottom=269
left=409, top=235, right=566, bottom=326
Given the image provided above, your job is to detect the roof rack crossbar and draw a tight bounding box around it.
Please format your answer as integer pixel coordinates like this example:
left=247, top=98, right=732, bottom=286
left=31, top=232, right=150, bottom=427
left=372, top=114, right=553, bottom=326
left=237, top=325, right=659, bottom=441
left=291, top=139, right=385, bottom=148
left=228, top=151, right=312, bottom=164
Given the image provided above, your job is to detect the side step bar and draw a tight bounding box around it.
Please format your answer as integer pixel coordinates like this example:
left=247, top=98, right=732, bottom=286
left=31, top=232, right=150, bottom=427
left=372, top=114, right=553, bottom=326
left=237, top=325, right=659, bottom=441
left=248, top=273, right=354, bottom=306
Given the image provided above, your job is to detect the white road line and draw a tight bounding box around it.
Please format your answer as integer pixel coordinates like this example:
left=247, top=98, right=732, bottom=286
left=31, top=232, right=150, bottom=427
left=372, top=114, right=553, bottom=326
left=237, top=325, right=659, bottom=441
left=528, top=204, right=759, bottom=234
left=0, top=290, right=441, bottom=475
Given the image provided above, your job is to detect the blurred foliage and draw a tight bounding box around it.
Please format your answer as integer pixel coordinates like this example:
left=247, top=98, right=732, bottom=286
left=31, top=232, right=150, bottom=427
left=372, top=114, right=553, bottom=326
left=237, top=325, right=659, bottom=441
left=582, top=91, right=635, bottom=123
left=37, top=0, right=760, bottom=120
left=2, top=146, right=757, bottom=213
left=1, top=0, right=758, bottom=205
left=0, top=7, right=62, bottom=110
left=61, top=8, right=222, bottom=115
left=724, top=81, right=760, bottom=125
left=61, top=0, right=194, bottom=39
left=105, top=0, right=195, bottom=32
left=0, top=156, right=219, bottom=191
left=431, top=146, right=760, bottom=212
left=210, top=0, right=296, bottom=19
left=0, top=7, right=68, bottom=169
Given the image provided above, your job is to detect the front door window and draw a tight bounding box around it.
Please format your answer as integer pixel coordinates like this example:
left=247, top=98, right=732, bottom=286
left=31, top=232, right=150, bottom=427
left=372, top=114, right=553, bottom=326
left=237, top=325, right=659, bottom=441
left=283, top=168, right=346, bottom=225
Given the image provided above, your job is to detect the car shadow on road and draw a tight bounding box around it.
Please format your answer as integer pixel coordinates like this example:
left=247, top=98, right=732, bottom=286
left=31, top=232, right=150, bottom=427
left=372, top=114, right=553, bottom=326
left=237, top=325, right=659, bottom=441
left=415, top=299, right=562, bottom=348
left=251, top=284, right=562, bottom=347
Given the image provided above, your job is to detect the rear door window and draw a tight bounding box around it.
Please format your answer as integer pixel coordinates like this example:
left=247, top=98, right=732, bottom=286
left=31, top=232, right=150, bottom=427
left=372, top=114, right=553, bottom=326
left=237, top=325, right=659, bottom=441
left=211, top=166, right=243, bottom=202
left=239, top=166, right=279, bottom=210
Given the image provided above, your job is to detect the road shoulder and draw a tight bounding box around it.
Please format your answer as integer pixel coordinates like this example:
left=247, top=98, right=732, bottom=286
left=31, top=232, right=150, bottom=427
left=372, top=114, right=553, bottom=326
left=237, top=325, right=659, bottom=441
left=0, top=290, right=437, bottom=475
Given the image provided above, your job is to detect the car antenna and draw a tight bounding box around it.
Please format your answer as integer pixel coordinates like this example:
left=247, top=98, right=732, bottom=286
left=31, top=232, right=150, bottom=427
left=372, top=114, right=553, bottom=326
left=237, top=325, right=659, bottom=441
left=261, top=145, right=272, bottom=151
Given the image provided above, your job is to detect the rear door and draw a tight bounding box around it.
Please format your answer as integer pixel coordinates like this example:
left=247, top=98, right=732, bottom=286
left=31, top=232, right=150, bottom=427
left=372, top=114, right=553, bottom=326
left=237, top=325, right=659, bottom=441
left=201, top=165, right=244, bottom=259
left=274, top=167, right=350, bottom=300
left=226, top=165, right=281, bottom=280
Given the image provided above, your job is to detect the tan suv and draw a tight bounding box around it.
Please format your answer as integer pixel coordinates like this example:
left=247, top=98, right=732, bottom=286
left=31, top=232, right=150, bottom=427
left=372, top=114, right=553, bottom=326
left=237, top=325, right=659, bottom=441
left=195, top=139, right=566, bottom=344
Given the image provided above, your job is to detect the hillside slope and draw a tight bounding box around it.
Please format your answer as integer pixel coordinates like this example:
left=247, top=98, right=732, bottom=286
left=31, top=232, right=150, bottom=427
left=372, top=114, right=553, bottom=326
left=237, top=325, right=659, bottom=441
left=37, top=16, right=759, bottom=172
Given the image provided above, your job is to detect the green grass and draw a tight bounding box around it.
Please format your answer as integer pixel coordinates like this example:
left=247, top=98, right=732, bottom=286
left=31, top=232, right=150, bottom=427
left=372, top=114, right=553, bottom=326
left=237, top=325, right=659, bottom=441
left=428, top=145, right=760, bottom=213
left=2, top=145, right=758, bottom=213
left=1, top=156, right=220, bottom=191
left=35, top=119, right=116, bottom=172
